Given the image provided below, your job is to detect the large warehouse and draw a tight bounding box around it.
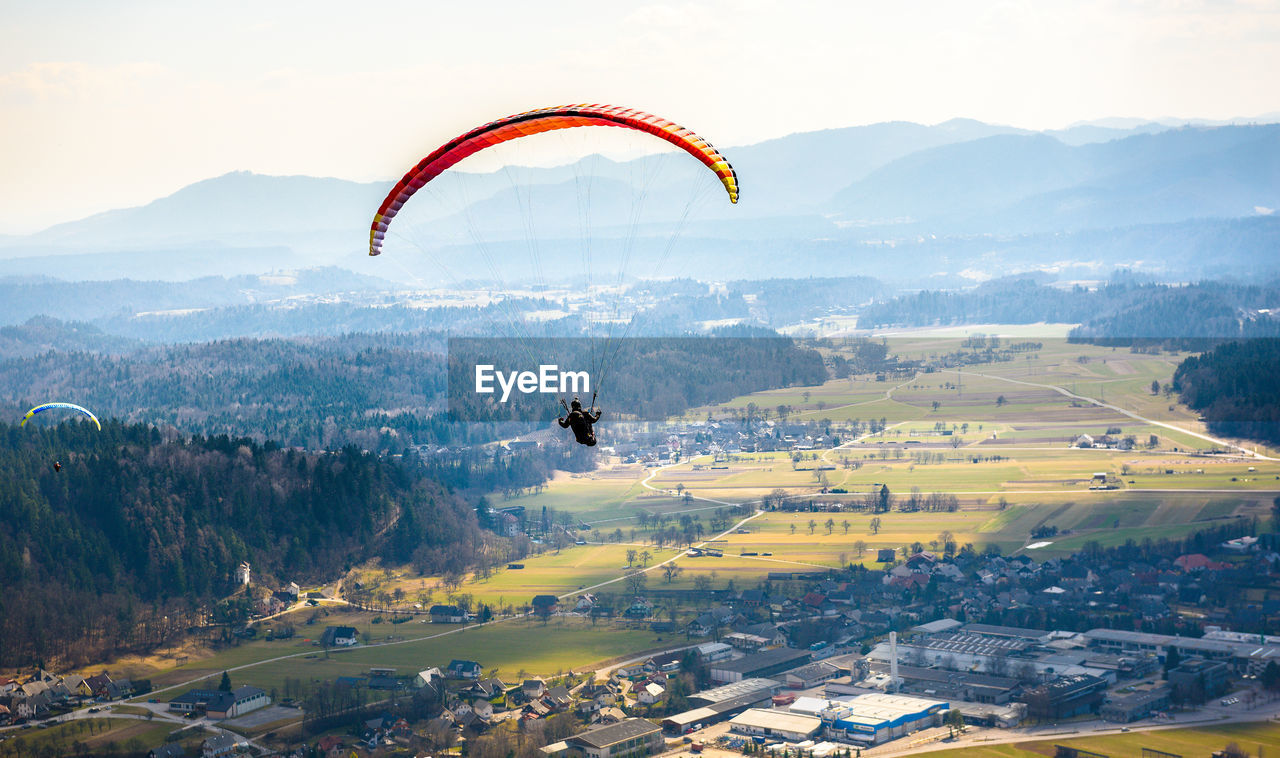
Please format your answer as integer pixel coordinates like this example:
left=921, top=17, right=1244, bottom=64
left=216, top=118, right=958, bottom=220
left=710, top=649, right=812, bottom=684
left=728, top=709, right=823, bottom=742
left=789, top=693, right=949, bottom=745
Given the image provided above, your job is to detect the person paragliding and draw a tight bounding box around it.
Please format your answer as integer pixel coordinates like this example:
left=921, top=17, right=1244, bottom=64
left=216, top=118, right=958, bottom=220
left=558, top=397, right=601, bottom=446
left=22, top=403, right=100, bottom=471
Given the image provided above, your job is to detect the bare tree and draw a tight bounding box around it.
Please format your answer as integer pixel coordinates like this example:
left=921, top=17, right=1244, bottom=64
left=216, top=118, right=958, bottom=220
left=624, top=570, right=647, bottom=595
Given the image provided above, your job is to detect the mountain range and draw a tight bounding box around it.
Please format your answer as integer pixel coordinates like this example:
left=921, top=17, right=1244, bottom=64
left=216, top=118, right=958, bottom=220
left=1, top=117, right=1277, bottom=284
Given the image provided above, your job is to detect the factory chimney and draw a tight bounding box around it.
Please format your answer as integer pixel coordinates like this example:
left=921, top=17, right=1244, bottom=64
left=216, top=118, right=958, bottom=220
left=889, top=631, right=900, bottom=692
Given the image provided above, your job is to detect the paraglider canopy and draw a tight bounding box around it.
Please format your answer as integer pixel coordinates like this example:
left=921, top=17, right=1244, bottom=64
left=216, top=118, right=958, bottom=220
left=369, top=103, right=738, bottom=256
left=22, top=402, right=102, bottom=431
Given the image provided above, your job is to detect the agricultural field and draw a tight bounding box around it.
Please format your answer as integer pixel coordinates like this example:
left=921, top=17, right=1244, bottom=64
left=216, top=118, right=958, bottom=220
left=925, top=719, right=1280, bottom=758
left=488, top=466, right=682, bottom=522
left=156, top=615, right=665, bottom=703
left=0, top=717, right=188, bottom=758
left=355, top=541, right=688, bottom=608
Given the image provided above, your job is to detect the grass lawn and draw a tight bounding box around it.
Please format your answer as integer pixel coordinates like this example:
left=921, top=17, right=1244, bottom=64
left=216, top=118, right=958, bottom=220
left=0, top=718, right=185, bottom=757
left=192, top=616, right=665, bottom=699
left=928, top=720, right=1280, bottom=758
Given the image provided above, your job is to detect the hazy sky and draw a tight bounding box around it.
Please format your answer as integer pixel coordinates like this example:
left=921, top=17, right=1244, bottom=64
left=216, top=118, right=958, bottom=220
left=1, top=0, right=1277, bottom=233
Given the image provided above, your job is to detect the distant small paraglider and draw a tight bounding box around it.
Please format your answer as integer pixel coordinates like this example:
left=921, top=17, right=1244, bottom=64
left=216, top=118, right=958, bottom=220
left=21, top=403, right=99, bottom=472
left=21, top=402, right=102, bottom=431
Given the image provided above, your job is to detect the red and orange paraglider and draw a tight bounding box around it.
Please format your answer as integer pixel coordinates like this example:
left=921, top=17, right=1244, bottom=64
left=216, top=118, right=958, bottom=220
left=369, top=104, right=738, bottom=256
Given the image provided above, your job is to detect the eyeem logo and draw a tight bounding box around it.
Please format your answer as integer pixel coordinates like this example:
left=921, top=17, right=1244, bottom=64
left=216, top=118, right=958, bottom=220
left=475, top=364, right=591, bottom=403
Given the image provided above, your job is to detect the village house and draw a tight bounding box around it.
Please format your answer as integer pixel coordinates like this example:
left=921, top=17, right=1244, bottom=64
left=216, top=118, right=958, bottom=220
left=430, top=604, right=468, bottom=623
left=320, top=626, right=359, bottom=647
left=447, top=659, right=483, bottom=680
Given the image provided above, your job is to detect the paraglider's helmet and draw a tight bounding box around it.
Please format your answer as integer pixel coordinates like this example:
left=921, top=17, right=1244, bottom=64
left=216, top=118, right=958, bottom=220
left=570, top=398, right=582, bottom=411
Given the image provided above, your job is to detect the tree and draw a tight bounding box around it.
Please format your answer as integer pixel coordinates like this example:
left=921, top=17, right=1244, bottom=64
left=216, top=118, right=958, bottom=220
left=869, top=518, right=882, bottom=535
left=1163, top=646, right=1182, bottom=679
left=996, top=395, right=1006, bottom=406
left=625, top=569, right=647, bottom=595
left=640, top=550, right=652, bottom=567
left=842, top=520, right=851, bottom=534
left=877, top=484, right=892, bottom=513
left=808, top=519, right=817, bottom=534
left=626, top=549, right=638, bottom=567
left=1151, top=379, right=1160, bottom=395
left=663, top=563, right=684, bottom=583
left=824, top=518, right=835, bottom=534
left=219, top=671, right=232, bottom=692
left=854, top=540, right=867, bottom=557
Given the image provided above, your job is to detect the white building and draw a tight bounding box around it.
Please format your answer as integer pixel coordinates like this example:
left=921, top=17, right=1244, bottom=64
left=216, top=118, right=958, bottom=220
left=414, top=667, right=444, bottom=689
left=696, top=642, right=734, bottom=663
left=728, top=709, right=822, bottom=742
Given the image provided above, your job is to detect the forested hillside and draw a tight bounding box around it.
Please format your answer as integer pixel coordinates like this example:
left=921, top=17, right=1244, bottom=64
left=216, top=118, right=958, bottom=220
left=0, top=422, right=482, bottom=668
left=1068, top=284, right=1280, bottom=348
left=0, top=330, right=455, bottom=451
left=1, top=321, right=826, bottom=448
left=1174, top=339, right=1280, bottom=445
left=858, top=279, right=1280, bottom=349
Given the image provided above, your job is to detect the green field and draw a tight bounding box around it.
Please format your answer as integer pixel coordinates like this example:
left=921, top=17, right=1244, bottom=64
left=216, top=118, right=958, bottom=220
left=157, top=615, right=665, bottom=701
left=0, top=718, right=187, bottom=758
left=928, top=720, right=1280, bottom=758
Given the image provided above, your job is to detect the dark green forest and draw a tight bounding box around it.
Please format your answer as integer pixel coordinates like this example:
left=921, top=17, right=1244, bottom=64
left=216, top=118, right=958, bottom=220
left=0, top=320, right=825, bottom=449
left=1174, top=338, right=1280, bottom=445
left=0, top=421, right=489, bottom=668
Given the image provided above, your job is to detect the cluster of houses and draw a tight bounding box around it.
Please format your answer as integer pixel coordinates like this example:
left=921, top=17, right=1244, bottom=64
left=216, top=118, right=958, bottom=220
left=298, top=528, right=1278, bottom=756
left=0, top=669, right=138, bottom=724
left=495, top=417, right=844, bottom=468
left=415, top=661, right=638, bottom=735
left=645, top=533, right=1280, bottom=650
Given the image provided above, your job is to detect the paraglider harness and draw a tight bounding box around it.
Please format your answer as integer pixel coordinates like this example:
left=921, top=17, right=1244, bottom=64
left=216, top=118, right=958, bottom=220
left=559, top=394, right=601, bottom=447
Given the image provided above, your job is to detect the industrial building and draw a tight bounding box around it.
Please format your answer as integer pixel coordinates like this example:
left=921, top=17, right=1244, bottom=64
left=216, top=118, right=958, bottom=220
left=728, top=709, right=823, bottom=742
left=951, top=701, right=1026, bottom=728
left=1167, top=658, right=1232, bottom=700
left=544, top=719, right=665, bottom=758
left=1083, top=629, right=1280, bottom=675
left=695, top=642, right=734, bottom=663
left=710, top=648, right=812, bottom=683
left=858, top=663, right=1020, bottom=704
left=1019, top=674, right=1107, bottom=721
left=662, top=678, right=780, bottom=734
left=789, top=693, right=949, bottom=745
left=783, top=662, right=841, bottom=689
left=167, top=686, right=269, bottom=719
left=869, top=630, right=1119, bottom=684
left=1100, top=688, right=1171, bottom=723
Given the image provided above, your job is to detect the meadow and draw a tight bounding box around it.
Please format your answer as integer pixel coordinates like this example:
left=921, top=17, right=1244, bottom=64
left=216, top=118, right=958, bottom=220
left=926, top=719, right=1280, bottom=758
left=154, top=615, right=666, bottom=703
